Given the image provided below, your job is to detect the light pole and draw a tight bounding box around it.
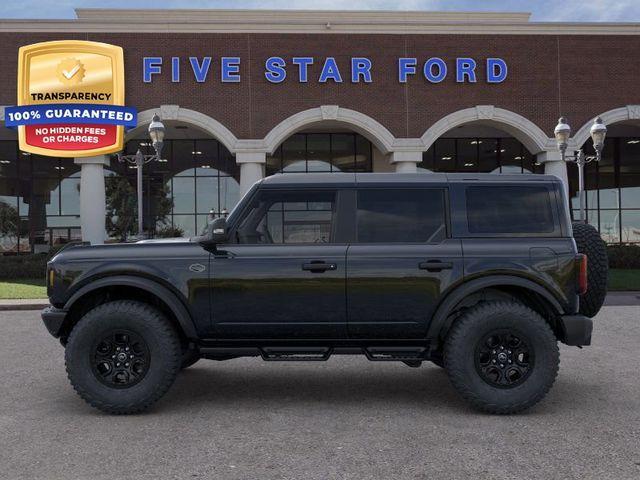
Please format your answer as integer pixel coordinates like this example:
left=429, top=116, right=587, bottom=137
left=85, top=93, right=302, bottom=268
left=117, top=114, right=166, bottom=237
left=554, top=116, right=607, bottom=224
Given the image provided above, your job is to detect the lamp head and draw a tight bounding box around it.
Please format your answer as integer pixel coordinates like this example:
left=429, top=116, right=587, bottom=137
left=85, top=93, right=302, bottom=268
left=148, top=113, right=165, bottom=157
left=590, top=116, right=607, bottom=155
left=554, top=117, right=571, bottom=154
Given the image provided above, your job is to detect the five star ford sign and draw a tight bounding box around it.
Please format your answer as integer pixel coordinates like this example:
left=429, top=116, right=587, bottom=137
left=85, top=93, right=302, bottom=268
left=4, top=40, right=137, bottom=157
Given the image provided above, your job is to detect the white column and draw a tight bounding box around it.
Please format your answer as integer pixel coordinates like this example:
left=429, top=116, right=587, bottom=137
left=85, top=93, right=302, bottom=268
left=537, top=151, right=570, bottom=211
left=390, top=151, right=422, bottom=173
left=74, top=155, right=109, bottom=245
left=236, top=152, right=266, bottom=196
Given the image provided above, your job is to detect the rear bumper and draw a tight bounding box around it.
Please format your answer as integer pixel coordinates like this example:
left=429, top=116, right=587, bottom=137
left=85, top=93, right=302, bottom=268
left=559, top=314, right=593, bottom=346
left=41, top=305, right=67, bottom=338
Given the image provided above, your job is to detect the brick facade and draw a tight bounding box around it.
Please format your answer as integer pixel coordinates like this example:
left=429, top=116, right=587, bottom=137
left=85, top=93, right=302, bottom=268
left=0, top=31, right=638, bottom=140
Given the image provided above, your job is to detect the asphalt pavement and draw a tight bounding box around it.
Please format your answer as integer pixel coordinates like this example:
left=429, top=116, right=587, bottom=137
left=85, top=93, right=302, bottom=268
left=0, top=308, right=639, bottom=480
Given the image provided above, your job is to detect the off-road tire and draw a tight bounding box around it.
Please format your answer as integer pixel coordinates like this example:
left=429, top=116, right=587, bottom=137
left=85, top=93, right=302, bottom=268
left=444, top=301, right=559, bottom=414
left=572, top=222, right=608, bottom=318
left=181, top=349, right=200, bottom=369
left=65, top=300, right=181, bottom=414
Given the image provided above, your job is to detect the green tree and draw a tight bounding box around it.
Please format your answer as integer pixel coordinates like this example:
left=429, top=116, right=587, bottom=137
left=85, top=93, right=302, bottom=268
left=0, top=201, right=20, bottom=246
left=104, top=176, right=174, bottom=241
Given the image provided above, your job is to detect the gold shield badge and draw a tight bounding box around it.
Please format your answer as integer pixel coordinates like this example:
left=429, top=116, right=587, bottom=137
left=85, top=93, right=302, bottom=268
left=15, top=40, right=126, bottom=157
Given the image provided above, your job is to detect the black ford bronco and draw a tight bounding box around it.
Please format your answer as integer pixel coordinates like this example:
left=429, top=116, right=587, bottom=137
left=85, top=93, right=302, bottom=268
left=42, top=173, right=608, bottom=414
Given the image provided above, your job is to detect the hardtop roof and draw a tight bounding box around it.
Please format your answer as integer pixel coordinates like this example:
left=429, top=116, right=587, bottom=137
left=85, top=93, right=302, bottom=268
left=259, top=172, right=561, bottom=187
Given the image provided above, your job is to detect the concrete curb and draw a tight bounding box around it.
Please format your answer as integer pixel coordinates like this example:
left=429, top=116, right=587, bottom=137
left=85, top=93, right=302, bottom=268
left=0, top=300, right=49, bottom=311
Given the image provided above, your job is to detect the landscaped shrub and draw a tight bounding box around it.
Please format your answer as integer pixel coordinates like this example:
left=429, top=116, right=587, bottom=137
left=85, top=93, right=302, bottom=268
left=0, top=244, right=70, bottom=280
left=606, top=244, right=640, bottom=269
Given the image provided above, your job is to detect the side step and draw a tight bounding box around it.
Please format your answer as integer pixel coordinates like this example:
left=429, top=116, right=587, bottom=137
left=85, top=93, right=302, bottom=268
left=364, top=347, right=428, bottom=362
left=260, top=347, right=332, bottom=361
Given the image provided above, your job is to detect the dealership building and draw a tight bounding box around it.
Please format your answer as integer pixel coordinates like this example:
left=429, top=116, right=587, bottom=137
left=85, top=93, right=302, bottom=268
left=1, top=8, right=640, bottom=252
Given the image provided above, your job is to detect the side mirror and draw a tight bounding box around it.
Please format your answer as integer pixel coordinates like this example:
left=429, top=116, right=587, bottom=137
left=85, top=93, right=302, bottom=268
left=209, top=216, right=228, bottom=244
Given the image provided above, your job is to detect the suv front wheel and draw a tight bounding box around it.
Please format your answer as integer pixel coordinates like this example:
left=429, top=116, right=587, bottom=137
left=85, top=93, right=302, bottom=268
left=444, top=301, right=559, bottom=414
left=65, top=300, right=182, bottom=414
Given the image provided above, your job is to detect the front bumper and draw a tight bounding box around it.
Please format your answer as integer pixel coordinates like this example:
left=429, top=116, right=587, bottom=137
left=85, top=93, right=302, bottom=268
left=41, top=305, right=68, bottom=338
left=559, top=314, right=593, bottom=346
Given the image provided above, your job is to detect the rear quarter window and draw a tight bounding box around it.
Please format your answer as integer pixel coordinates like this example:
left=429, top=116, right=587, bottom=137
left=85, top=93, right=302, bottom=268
left=466, top=185, right=555, bottom=234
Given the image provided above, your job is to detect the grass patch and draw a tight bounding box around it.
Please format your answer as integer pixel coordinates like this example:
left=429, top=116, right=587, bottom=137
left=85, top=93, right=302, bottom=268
left=0, top=278, right=47, bottom=299
left=608, top=269, right=640, bottom=291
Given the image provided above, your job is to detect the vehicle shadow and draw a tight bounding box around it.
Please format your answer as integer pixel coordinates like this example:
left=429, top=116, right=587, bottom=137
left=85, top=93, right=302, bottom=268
left=160, top=359, right=468, bottom=413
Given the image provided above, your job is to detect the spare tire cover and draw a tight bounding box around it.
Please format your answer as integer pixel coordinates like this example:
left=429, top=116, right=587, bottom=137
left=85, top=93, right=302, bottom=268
left=572, top=222, right=609, bottom=318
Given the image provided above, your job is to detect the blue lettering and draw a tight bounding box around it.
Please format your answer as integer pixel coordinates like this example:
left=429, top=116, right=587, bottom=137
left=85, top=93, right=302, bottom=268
left=265, top=56, right=286, bottom=83
left=398, top=58, right=417, bottom=83
left=351, top=57, right=372, bottom=83
left=292, top=57, right=314, bottom=82
left=456, top=58, right=476, bottom=83
left=319, top=57, right=342, bottom=83
left=487, top=58, right=508, bottom=83
left=189, top=57, right=211, bottom=83
left=424, top=58, right=447, bottom=83
left=221, top=57, right=241, bottom=83
left=143, top=57, right=162, bottom=83
left=171, top=57, right=180, bottom=83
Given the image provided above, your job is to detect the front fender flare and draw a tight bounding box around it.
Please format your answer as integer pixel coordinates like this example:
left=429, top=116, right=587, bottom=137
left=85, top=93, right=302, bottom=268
left=426, top=275, right=565, bottom=343
left=63, top=275, right=198, bottom=339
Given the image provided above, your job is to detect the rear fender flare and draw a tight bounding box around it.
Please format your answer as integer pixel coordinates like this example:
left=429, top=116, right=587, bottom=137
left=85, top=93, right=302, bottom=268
left=427, top=275, right=565, bottom=343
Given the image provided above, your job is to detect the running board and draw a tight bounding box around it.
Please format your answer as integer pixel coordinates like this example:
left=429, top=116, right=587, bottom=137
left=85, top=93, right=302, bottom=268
left=260, top=347, right=332, bottom=361
left=198, top=345, right=429, bottom=362
left=364, top=347, right=428, bottom=362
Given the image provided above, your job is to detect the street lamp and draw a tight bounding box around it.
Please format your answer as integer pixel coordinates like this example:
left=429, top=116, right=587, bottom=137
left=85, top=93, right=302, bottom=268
left=117, top=113, right=166, bottom=238
left=554, top=116, right=607, bottom=224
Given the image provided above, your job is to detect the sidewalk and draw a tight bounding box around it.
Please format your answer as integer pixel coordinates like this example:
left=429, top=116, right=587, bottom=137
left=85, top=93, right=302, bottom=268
left=1, top=291, right=640, bottom=312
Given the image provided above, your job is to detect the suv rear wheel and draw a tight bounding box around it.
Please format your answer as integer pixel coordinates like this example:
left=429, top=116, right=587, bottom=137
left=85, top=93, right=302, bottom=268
left=444, top=301, right=559, bottom=414
left=65, top=300, right=181, bottom=414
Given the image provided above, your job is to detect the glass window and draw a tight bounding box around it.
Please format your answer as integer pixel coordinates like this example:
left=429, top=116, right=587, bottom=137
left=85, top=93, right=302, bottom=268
left=172, top=177, right=195, bottom=214
left=282, top=135, right=306, bottom=173
left=457, top=138, right=479, bottom=171
left=306, top=134, right=331, bottom=172
left=196, top=176, right=219, bottom=214
left=478, top=139, right=499, bottom=172
left=434, top=138, right=456, bottom=172
left=237, top=190, right=335, bottom=244
left=332, top=134, right=355, bottom=172
left=357, top=189, right=446, bottom=243
left=466, top=186, right=554, bottom=234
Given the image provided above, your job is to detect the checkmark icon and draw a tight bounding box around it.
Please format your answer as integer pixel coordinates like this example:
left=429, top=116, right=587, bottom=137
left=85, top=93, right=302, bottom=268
left=62, top=64, right=80, bottom=79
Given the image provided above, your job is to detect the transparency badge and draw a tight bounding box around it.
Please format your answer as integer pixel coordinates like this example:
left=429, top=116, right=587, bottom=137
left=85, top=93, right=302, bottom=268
left=5, top=40, right=137, bottom=157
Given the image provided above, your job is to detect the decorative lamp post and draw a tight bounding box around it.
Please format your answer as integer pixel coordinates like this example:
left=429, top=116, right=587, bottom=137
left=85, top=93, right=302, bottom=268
left=554, top=116, right=607, bottom=224
left=117, top=114, right=166, bottom=238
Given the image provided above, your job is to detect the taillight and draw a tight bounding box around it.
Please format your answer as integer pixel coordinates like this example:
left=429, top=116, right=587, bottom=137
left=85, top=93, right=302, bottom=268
left=576, top=254, right=588, bottom=295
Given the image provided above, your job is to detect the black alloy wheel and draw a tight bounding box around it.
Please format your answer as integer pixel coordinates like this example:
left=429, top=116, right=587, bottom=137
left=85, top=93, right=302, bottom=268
left=91, top=330, right=150, bottom=388
left=474, top=330, right=533, bottom=388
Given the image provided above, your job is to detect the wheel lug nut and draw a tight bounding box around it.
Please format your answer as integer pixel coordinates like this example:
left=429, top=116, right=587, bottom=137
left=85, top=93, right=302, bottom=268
left=500, top=346, right=504, bottom=350
left=492, top=359, right=496, bottom=363
left=508, top=360, right=512, bottom=364
left=125, top=347, right=130, bottom=351
left=492, top=350, right=496, bottom=354
left=116, top=363, right=120, bottom=367
left=111, top=355, right=115, bottom=359
left=130, top=355, right=134, bottom=359
left=500, top=364, right=504, bottom=368
left=125, top=363, right=129, bottom=367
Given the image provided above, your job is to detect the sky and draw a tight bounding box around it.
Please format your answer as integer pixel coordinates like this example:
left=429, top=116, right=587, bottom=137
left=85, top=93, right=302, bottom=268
left=0, top=0, right=639, bottom=22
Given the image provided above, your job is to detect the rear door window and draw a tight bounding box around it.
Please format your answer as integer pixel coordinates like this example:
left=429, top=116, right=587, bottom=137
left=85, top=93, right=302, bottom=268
left=466, top=186, right=555, bottom=234
left=356, top=188, right=447, bottom=243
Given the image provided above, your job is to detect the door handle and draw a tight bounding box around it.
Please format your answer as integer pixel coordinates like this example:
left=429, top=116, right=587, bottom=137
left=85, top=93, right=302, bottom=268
left=302, top=261, right=337, bottom=273
left=419, top=261, right=453, bottom=272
